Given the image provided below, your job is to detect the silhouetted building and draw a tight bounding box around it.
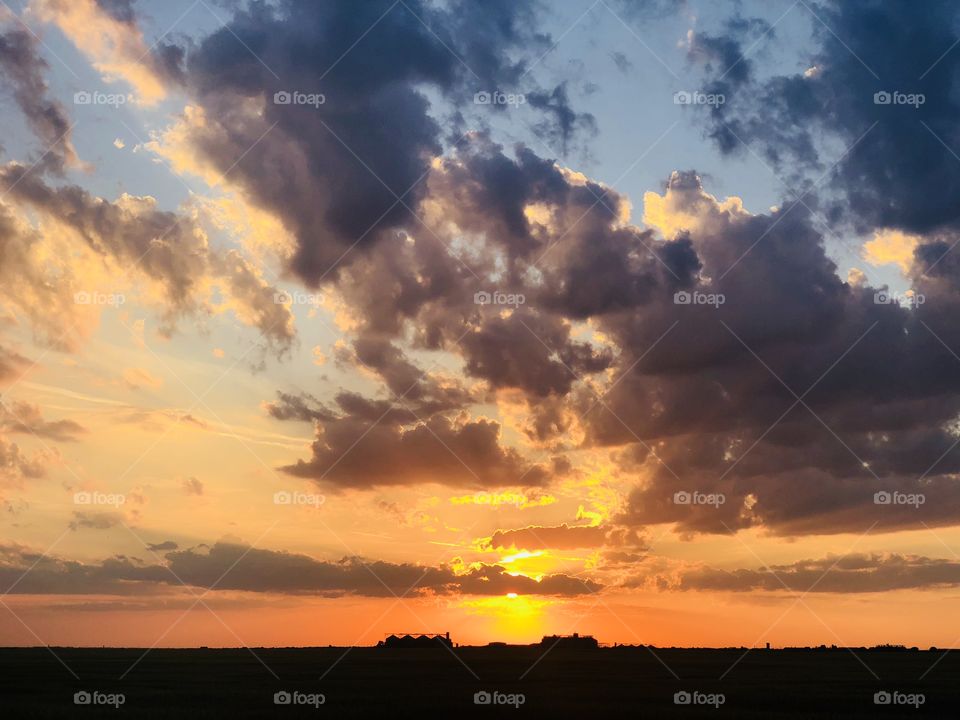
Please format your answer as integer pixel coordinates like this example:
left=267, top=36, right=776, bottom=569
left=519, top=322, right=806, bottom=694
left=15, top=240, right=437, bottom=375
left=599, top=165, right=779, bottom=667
left=378, top=632, right=453, bottom=648
left=540, top=632, right=598, bottom=649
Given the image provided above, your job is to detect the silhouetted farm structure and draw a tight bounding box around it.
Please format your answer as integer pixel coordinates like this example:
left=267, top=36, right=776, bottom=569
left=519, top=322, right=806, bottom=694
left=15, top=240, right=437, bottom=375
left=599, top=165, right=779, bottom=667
left=378, top=632, right=453, bottom=648
left=539, top=633, right=599, bottom=649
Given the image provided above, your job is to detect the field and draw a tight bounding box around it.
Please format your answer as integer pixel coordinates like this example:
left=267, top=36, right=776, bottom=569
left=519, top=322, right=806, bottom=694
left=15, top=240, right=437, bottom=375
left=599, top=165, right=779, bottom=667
left=0, top=646, right=955, bottom=718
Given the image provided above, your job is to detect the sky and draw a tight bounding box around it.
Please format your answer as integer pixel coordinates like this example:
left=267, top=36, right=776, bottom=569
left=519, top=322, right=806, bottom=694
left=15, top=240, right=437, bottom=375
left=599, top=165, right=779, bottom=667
left=1, top=0, right=960, bottom=654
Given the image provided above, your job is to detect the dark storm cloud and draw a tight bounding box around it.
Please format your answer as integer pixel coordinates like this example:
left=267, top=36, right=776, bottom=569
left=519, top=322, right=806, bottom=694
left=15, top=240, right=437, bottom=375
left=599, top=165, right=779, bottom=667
left=348, top=335, right=474, bottom=413
left=0, top=542, right=600, bottom=597
left=461, top=311, right=613, bottom=398
left=165, top=542, right=600, bottom=597
left=156, top=0, right=960, bottom=540
left=282, top=413, right=548, bottom=490
left=589, top=172, right=960, bottom=536
left=261, top=124, right=960, bottom=535
left=665, top=553, right=960, bottom=594
left=0, top=25, right=77, bottom=172
left=698, top=0, right=960, bottom=235
left=176, top=0, right=566, bottom=286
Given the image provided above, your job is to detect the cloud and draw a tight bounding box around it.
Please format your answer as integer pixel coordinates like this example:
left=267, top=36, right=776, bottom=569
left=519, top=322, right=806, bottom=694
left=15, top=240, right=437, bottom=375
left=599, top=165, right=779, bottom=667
left=863, top=229, right=921, bottom=273
left=145, top=540, right=178, bottom=552
left=69, top=510, right=123, bottom=530
left=611, top=52, right=633, bottom=74
left=264, top=392, right=336, bottom=424
left=461, top=311, right=613, bottom=398
left=181, top=477, right=203, bottom=496
left=0, top=401, right=86, bottom=441
left=282, top=413, right=548, bottom=490
left=30, top=0, right=177, bottom=104
left=147, top=0, right=599, bottom=288
left=660, top=553, right=960, bottom=594
left=0, top=435, right=52, bottom=486
left=523, top=170, right=960, bottom=537
left=0, top=168, right=295, bottom=352
left=0, top=22, right=78, bottom=171
left=0, top=541, right=600, bottom=596
left=122, top=367, right=163, bottom=391
left=0, top=344, right=30, bottom=384
left=484, top=523, right=646, bottom=552
left=694, top=1, right=960, bottom=236
left=526, top=83, right=597, bottom=156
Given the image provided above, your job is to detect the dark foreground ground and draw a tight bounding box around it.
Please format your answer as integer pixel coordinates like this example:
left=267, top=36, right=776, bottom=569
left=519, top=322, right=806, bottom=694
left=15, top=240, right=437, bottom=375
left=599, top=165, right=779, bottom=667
left=0, top=646, right=955, bottom=718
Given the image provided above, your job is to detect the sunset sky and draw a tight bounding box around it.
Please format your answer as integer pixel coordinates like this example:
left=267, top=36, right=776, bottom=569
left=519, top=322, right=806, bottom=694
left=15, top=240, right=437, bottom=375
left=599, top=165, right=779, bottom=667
left=2, top=0, right=960, bottom=652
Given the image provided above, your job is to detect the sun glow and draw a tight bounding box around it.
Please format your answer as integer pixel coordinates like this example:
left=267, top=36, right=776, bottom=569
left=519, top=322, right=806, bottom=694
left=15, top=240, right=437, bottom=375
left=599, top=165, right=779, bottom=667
left=460, top=593, right=552, bottom=641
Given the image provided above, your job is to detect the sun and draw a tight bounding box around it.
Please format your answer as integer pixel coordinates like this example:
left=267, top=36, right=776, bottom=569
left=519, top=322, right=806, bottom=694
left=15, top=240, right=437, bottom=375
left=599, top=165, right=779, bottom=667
left=460, top=592, right=552, bottom=642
